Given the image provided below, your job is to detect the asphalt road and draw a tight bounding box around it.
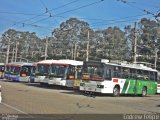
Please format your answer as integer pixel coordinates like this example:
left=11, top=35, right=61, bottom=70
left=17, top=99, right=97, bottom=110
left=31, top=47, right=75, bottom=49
left=0, top=80, right=160, bottom=120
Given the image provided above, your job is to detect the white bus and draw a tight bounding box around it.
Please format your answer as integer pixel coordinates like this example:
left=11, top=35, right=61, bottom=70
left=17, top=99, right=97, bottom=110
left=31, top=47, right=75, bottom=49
left=0, top=63, right=5, bottom=79
left=157, top=72, right=160, bottom=94
left=36, top=60, right=57, bottom=85
left=0, top=85, right=1, bottom=103
left=43, top=59, right=83, bottom=88
left=80, top=60, right=158, bottom=97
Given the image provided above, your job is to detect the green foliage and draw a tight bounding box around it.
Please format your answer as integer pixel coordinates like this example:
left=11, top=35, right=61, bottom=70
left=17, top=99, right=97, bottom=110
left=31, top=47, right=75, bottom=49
left=0, top=17, right=160, bottom=70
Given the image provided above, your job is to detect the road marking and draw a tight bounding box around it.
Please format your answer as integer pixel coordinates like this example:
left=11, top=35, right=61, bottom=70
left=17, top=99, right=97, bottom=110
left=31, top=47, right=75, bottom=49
left=1, top=102, right=29, bottom=114
left=1, top=102, right=36, bottom=119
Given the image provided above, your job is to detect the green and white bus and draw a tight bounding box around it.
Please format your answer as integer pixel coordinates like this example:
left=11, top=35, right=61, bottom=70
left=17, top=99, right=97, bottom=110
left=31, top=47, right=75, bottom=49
left=80, top=60, right=158, bottom=97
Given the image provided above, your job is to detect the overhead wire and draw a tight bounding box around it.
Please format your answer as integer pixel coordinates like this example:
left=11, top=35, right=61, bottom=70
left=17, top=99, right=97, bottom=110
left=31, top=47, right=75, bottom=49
left=27, top=0, right=105, bottom=25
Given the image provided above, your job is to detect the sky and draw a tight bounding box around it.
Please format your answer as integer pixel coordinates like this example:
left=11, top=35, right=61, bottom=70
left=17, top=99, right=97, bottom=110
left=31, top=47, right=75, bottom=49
left=0, top=0, right=160, bottom=38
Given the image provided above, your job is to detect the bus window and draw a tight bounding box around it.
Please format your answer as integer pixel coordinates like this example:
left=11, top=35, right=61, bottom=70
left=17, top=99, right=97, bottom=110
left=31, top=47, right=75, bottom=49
left=104, top=65, right=114, bottom=80
left=122, top=67, right=130, bottom=78
left=144, top=71, right=149, bottom=80
left=37, top=64, right=49, bottom=76
left=155, top=72, right=158, bottom=81
left=130, top=69, right=136, bottom=79
left=137, top=70, right=143, bottom=79
left=113, top=66, right=121, bottom=78
left=150, top=72, right=155, bottom=81
left=76, top=66, right=82, bottom=79
left=14, top=67, right=20, bottom=75
left=0, top=66, right=5, bottom=72
left=20, top=66, right=31, bottom=76
left=67, top=66, right=75, bottom=79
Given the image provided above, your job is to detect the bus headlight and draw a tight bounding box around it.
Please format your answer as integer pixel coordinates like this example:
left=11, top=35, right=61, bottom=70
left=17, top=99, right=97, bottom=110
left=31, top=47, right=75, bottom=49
left=97, top=85, right=104, bottom=88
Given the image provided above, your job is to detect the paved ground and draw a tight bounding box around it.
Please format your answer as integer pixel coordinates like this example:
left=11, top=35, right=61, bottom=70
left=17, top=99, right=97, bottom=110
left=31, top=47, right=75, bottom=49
left=0, top=80, right=160, bottom=120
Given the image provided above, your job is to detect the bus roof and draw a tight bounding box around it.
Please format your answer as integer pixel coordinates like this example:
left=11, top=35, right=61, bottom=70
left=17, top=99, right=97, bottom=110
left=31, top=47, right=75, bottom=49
left=37, top=59, right=83, bottom=66
left=53, top=59, right=83, bottom=66
left=86, top=61, right=157, bottom=72
left=0, top=63, right=5, bottom=65
left=6, top=62, right=33, bottom=67
left=37, top=60, right=57, bottom=64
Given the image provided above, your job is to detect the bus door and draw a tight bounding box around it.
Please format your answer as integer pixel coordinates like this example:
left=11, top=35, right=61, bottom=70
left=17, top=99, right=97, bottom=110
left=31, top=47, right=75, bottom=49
left=134, top=69, right=145, bottom=95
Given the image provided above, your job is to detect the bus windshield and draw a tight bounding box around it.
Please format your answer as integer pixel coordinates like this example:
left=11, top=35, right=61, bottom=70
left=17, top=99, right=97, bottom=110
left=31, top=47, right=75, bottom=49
left=82, top=64, right=104, bottom=80
left=13, top=67, right=21, bottom=75
left=21, top=66, right=31, bottom=76
left=0, top=65, right=5, bottom=72
left=37, top=64, right=50, bottom=76
left=50, top=65, right=66, bottom=78
left=30, top=66, right=36, bottom=76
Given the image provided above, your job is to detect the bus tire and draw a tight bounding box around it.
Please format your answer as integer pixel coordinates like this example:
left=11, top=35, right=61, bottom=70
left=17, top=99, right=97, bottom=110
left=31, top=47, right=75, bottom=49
left=113, top=86, right=120, bottom=97
left=141, top=87, right=147, bottom=97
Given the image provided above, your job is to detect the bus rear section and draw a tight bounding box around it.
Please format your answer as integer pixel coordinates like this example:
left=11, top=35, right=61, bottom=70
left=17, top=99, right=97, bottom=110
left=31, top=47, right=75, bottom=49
left=47, top=60, right=83, bottom=88
left=0, top=63, right=5, bottom=79
left=80, top=61, right=158, bottom=97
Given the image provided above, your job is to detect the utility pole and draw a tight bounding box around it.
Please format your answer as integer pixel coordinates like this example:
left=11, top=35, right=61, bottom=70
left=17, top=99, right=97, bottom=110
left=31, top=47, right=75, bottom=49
left=6, top=37, right=11, bottom=64
left=86, top=30, right=90, bottom=61
left=133, top=22, right=137, bottom=63
left=11, top=47, right=15, bottom=62
left=71, top=43, right=74, bottom=59
left=15, top=42, right=18, bottom=62
left=44, top=37, right=48, bottom=60
left=155, top=48, right=158, bottom=69
left=74, top=42, right=77, bottom=60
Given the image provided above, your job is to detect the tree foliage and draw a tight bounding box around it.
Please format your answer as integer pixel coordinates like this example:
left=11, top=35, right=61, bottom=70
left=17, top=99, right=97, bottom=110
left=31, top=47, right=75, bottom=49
left=0, top=17, right=160, bottom=69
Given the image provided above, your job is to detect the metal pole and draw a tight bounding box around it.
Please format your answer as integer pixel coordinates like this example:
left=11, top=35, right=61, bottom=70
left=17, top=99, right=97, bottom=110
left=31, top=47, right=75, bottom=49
left=74, top=42, right=77, bottom=60
left=6, top=38, right=10, bottom=64
left=154, top=50, right=158, bottom=69
left=11, top=47, right=15, bottom=62
left=71, top=43, right=74, bottom=59
left=86, top=30, right=89, bottom=61
left=44, top=37, right=48, bottom=60
left=15, top=42, right=18, bottom=62
left=133, top=22, right=137, bottom=63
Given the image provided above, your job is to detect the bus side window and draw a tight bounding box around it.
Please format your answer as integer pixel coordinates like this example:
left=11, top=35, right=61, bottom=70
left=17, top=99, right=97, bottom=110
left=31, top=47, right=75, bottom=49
left=150, top=72, right=155, bottom=81
left=113, top=66, right=121, bottom=78
left=155, top=72, right=158, bottom=82
left=144, top=70, right=149, bottom=80
left=122, top=67, right=130, bottom=78
left=104, top=69, right=110, bottom=80
left=130, top=69, right=136, bottom=79
left=137, top=70, right=143, bottom=79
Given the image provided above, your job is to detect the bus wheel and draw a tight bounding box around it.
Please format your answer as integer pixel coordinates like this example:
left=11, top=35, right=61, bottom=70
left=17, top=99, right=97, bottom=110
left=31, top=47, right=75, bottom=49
left=113, top=86, right=120, bottom=97
left=141, top=87, right=147, bottom=97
